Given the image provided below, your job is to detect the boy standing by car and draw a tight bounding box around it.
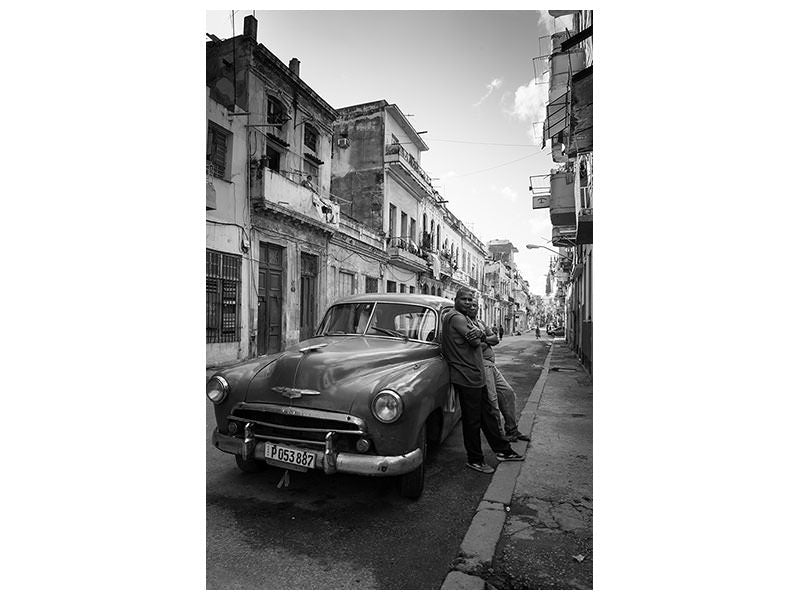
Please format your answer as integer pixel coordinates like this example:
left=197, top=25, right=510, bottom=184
left=441, top=288, right=524, bottom=474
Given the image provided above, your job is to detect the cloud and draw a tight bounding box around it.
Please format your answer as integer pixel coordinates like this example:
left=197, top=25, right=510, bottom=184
left=473, top=77, right=503, bottom=107
left=501, top=186, right=518, bottom=204
left=509, top=78, right=549, bottom=143
left=537, top=10, right=555, bottom=35
left=440, top=170, right=457, bottom=180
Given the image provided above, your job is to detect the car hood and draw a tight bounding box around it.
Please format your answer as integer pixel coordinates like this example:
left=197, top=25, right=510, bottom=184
left=244, top=335, right=439, bottom=413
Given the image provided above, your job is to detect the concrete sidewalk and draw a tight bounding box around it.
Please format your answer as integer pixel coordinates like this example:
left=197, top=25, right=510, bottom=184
left=441, top=339, right=593, bottom=590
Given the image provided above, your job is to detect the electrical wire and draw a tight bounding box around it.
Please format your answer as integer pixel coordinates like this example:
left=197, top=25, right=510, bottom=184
left=428, top=138, right=540, bottom=147
left=446, top=152, right=543, bottom=179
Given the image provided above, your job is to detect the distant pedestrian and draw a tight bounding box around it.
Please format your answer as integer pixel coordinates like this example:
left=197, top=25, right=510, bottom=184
left=535, top=324, right=541, bottom=339
left=498, top=324, right=504, bottom=340
left=441, top=288, right=524, bottom=474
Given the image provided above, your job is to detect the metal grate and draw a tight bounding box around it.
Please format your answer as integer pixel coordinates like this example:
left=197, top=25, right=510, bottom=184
left=207, top=122, right=229, bottom=179
left=207, top=250, right=241, bottom=343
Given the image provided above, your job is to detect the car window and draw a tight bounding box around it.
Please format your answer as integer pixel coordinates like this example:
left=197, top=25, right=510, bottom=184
left=366, top=303, right=437, bottom=342
left=316, top=302, right=374, bottom=335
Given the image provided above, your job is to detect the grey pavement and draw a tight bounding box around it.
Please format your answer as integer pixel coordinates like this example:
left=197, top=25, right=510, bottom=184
left=441, top=339, right=593, bottom=590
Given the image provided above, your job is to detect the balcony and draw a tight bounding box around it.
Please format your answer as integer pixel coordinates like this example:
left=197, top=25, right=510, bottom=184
left=549, top=170, right=576, bottom=227
left=388, top=237, right=429, bottom=273
left=551, top=225, right=577, bottom=247
left=250, top=167, right=338, bottom=231
left=577, top=185, right=592, bottom=244
left=385, top=143, right=433, bottom=199
left=452, top=269, right=469, bottom=286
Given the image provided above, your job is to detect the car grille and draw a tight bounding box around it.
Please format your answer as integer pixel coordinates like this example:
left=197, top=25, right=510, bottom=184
left=228, top=404, right=367, bottom=452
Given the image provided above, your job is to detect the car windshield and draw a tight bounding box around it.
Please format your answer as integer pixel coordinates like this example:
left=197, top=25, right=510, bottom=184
left=316, top=302, right=438, bottom=342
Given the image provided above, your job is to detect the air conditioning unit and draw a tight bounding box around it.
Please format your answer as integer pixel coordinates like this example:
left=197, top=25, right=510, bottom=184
left=337, top=138, right=351, bottom=149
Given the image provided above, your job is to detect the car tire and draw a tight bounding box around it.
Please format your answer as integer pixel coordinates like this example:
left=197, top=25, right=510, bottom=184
left=398, top=424, right=427, bottom=500
left=235, top=454, right=265, bottom=473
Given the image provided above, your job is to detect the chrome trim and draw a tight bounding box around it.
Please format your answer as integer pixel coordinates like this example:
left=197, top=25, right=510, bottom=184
left=271, top=386, right=321, bottom=399
left=227, top=414, right=365, bottom=436
left=324, top=432, right=336, bottom=474
left=237, top=403, right=367, bottom=429
left=207, top=375, right=230, bottom=404
left=298, top=343, right=328, bottom=353
left=371, top=389, right=404, bottom=424
left=213, top=431, right=424, bottom=477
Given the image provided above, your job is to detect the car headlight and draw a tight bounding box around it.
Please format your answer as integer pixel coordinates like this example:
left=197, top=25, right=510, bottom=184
left=371, top=390, right=403, bottom=423
left=206, top=375, right=229, bottom=404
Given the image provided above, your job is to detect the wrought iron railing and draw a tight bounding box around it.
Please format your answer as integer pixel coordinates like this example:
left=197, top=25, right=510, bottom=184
left=385, top=143, right=434, bottom=188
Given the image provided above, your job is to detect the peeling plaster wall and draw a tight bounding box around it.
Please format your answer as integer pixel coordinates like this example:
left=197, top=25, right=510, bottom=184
left=207, top=91, right=253, bottom=367
left=332, top=106, right=387, bottom=231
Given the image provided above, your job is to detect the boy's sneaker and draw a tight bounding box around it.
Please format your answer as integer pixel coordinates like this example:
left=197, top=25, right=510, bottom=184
left=496, top=451, right=524, bottom=462
left=466, top=462, right=495, bottom=474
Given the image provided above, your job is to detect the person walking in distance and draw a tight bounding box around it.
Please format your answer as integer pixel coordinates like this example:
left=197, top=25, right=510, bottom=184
left=498, top=323, right=504, bottom=340
left=467, top=303, right=531, bottom=443
left=441, top=288, right=524, bottom=473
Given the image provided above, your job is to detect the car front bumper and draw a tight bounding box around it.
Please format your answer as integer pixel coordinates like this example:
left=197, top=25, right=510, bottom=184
left=212, top=429, right=422, bottom=477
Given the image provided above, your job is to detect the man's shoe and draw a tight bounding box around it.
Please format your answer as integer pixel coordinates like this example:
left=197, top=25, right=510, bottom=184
left=496, top=451, right=524, bottom=462
left=466, top=462, right=495, bottom=474
left=513, top=433, right=531, bottom=442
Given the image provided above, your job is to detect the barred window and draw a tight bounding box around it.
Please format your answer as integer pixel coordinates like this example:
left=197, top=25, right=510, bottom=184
left=207, top=122, right=231, bottom=180
left=207, top=250, right=241, bottom=343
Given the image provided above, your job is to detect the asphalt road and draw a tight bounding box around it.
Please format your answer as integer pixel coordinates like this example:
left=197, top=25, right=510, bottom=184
left=206, top=332, right=550, bottom=589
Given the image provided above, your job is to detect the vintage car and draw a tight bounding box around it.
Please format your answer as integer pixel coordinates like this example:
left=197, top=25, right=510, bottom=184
left=207, top=293, right=461, bottom=499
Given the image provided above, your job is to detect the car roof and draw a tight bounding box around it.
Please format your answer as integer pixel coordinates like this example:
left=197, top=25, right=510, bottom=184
left=333, top=293, right=455, bottom=310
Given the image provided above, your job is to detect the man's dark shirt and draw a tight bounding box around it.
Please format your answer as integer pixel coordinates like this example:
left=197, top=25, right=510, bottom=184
left=441, top=309, right=485, bottom=388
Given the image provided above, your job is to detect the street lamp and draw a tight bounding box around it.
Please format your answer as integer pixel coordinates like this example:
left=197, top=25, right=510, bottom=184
left=525, top=243, right=561, bottom=256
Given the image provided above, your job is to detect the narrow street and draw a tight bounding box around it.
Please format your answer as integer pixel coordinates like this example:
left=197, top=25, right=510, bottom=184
left=206, top=333, right=550, bottom=589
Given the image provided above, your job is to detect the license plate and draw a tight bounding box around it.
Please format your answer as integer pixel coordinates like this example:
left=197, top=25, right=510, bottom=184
left=263, top=442, right=316, bottom=470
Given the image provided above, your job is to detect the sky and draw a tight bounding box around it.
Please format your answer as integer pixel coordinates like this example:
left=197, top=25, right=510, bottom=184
left=206, top=9, right=576, bottom=297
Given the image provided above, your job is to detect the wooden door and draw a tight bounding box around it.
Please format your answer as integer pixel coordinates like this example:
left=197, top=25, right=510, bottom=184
left=258, top=243, right=283, bottom=355
left=299, top=252, right=318, bottom=341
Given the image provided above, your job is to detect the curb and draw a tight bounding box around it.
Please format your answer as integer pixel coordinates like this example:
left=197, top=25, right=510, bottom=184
left=440, top=341, right=557, bottom=589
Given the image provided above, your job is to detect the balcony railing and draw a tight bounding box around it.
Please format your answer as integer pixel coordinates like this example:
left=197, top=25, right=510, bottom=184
left=388, top=236, right=428, bottom=273
left=385, top=143, right=434, bottom=191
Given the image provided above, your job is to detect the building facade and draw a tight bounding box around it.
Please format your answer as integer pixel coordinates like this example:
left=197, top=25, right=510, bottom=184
left=206, top=15, right=341, bottom=365
left=540, top=10, right=593, bottom=371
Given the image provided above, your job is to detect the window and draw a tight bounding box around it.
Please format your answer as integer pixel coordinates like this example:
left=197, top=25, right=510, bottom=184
left=401, top=212, right=408, bottom=238
left=265, top=145, right=280, bottom=172
left=410, top=218, right=416, bottom=244
left=409, top=286, right=415, bottom=294
left=303, top=159, right=319, bottom=189
left=400, top=283, right=406, bottom=293
left=386, top=280, right=397, bottom=293
left=388, top=204, right=397, bottom=239
left=317, top=302, right=374, bottom=335
left=207, top=249, right=241, bottom=343
left=367, top=303, right=437, bottom=342
left=365, top=276, right=378, bottom=293
left=304, top=124, right=319, bottom=153
left=207, top=122, right=231, bottom=180
left=267, top=95, right=287, bottom=126
left=339, top=271, right=355, bottom=298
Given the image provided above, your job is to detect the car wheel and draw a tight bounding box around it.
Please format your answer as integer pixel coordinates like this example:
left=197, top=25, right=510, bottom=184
left=235, top=454, right=265, bottom=473
left=398, top=424, right=427, bottom=499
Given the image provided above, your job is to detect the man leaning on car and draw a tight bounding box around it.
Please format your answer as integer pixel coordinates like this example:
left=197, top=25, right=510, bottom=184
left=441, top=287, right=524, bottom=474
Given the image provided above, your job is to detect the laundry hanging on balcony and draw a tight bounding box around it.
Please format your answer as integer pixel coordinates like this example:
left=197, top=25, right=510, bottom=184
left=429, top=253, right=441, bottom=279
left=310, top=192, right=340, bottom=227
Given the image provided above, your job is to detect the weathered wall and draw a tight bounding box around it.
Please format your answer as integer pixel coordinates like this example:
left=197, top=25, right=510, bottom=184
left=332, top=105, right=386, bottom=230
left=207, top=91, right=253, bottom=367
left=206, top=38, right=253, bottom=112
left=251, top=211, right=330, bottom=350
